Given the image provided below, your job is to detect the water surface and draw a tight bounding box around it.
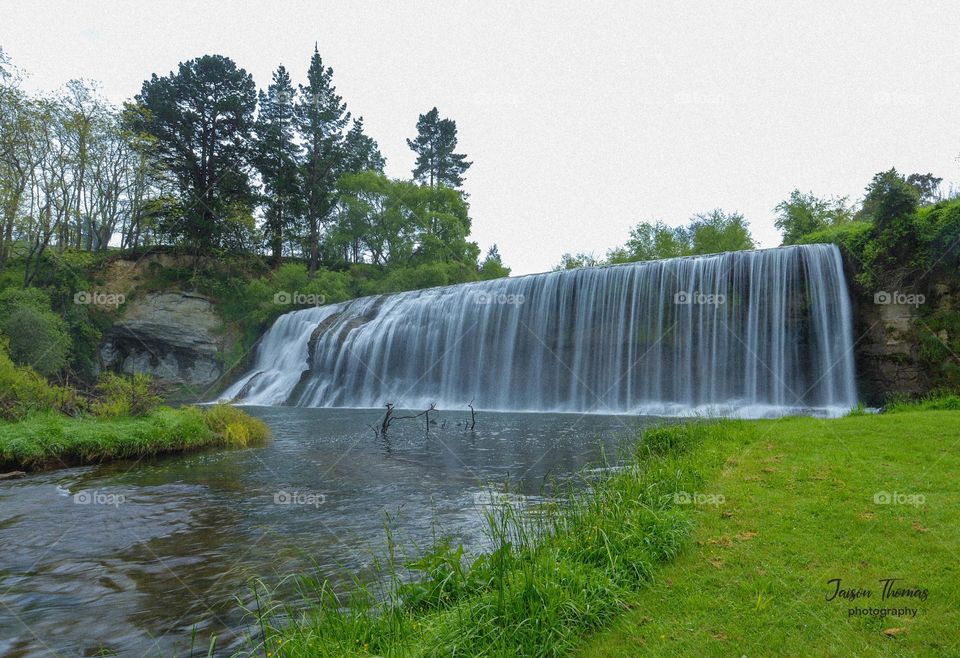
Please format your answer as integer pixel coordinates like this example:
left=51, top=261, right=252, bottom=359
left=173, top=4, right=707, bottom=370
left=0, top=407, right=655, bottom=657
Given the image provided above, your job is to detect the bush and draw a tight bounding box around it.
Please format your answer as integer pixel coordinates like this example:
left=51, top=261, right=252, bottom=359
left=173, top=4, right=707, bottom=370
left=0, top=288, right=71, bottom=377
left=203, top=402, right=270, bottom=447
left=0, top=340, right=59, bottom=420
left=92, top=372, right=163, bottom=418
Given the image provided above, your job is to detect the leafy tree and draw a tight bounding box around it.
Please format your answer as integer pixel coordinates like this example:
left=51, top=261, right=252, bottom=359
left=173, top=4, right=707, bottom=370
left=859, top=168, right=919, bottom=229
left=128, top=55, right=257, bottom=253
left=479, top=244, right=510, bottom=279
left=336, top=172, right=478, bottom=268
left=906, top=172, right=942, bottom=205
left=687, top=209, right=755, bottom=254
left=608, top=221, right=690, bottom=263
left=254, top=65, right=302, bottom=267
left=774, top=190, right=853, bottom=245
left=296, top=46, right=350, bottom=273
left=407, top=107, right=471, bottom=189
left=555, top=252, right=601, bottom=270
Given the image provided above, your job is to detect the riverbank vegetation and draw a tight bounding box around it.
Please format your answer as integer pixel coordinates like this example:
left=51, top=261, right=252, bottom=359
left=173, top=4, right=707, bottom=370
left=244, top=407, right=959, bottom=657
left=0, top=341, right=268, bottom=471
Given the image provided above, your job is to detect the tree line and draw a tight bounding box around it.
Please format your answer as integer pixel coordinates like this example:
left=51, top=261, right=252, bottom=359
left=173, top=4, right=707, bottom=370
left=0, top=47, right=507, bottom=284
left=557, top=169, right=953, bottom=270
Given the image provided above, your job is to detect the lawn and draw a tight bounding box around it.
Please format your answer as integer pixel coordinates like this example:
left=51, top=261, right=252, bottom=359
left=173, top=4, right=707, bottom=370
left=578, top=410, right=960, bottom=657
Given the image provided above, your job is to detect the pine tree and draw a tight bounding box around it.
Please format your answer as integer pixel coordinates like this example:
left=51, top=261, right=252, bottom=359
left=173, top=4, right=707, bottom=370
left=342, top=117, right=385, bottom=173
left=407, top=107, right=471, bottom=189
left=130, top=55, right=257, bottom=253
left=254, top=65, right=302, bottom=266
left=295, top=45, right=350, bottom=273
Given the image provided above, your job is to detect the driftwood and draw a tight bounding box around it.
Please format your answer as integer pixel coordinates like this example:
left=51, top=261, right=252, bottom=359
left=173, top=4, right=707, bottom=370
left=371, top=400, right=478, bottom=437
left=374, top=402, right=438, bottom=436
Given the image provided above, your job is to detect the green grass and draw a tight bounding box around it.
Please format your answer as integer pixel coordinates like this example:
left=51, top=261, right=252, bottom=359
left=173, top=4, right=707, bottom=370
left=242, top=410, right=960, bottom=658
left=578, top=410, right=960, bottom=657
left=0, top=403, right=269, bottom=471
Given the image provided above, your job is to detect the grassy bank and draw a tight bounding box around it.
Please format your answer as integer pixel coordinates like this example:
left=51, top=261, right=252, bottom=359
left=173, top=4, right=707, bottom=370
left=0, top=403, right=269, bottom=472
left=579, top=409, right=960, bottom=657
left=249, top=408, right=960, bottom=657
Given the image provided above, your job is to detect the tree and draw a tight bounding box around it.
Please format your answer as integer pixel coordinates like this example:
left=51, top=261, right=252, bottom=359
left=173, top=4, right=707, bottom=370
left=687, top=209, right=755, bottom=254
left=774, top=190, right=853, bottom=245
left=906, top=172, right=942, bottom=205
left=128, top=55, right=258, bottom=253
left=254, top=65, right=302, bottom=266
left=296, top=46, right=350, bottom=273
left=335, top=172, right=478, bottom=268
left=555, top=252, right=601, bottom=270
left=407, top=107, right=471, bottom=189
left=859, top=168, right=919, bottom=229
left=342, top=117, right=385, bottom=174
left=608, top=221, right=690, bottom=263
left=479, top=244, right=510, bottom=279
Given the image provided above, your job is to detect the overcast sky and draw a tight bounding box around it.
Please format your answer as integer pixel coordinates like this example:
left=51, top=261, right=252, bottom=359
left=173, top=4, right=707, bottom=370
left=3, top=1, right=959, bottom=274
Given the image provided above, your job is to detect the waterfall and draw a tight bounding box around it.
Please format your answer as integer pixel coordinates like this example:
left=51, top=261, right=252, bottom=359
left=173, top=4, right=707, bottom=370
left=221, top=244, right=858, bottom=418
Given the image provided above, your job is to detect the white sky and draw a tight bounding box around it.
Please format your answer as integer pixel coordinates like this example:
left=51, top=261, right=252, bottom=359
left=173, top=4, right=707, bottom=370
left=3, top=1, right=959, bottom=274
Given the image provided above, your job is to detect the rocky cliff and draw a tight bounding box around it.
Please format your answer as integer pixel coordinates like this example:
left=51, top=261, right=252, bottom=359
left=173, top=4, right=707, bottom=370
left=99, top=291, right=227, bottom=393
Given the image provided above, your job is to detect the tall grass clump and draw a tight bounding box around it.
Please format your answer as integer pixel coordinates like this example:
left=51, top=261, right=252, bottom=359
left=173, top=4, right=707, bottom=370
left=203, top=402, right=271, bottom=447
left=885, top=391, right=960, bottom=413
left=249, top=421, right=728, bottom=658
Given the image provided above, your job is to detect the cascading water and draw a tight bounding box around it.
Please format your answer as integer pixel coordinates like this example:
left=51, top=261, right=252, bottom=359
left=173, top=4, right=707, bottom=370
left=222, top=244, right=858, bottom=418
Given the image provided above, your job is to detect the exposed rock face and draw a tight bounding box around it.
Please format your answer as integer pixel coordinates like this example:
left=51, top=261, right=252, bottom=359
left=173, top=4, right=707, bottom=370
left=852, top=296, right=929, bottom=405
left=100, top=292, right=225, bottom=390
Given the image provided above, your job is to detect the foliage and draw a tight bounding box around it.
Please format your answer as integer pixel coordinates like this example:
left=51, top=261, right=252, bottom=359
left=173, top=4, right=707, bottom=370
left=0, top=339, right=61, bottom=420
left=686, top=209, right=755, bottom=254
left=774, top=189, right=854, bottom=245
left=884, top=392, right=960, bottom=413
left=570, top=210, right=755, bottom=270
left=0, top=287, right=71, bottom=376
left=129, top=54, right=259, bottom=253
left=478, top=244, right=511, bottom=279
left=254, top=65, right=303, bottom=266
left=203, top=402, right=271, bottom=447
left=906, top=172, right=943, bottom=205
left=92, top=371, right=162, bottom=418
left=407, top=107, right=472, bottom=189
left=555, top=252, right=602, bottom=270
left=333, top=171, right=479, bottom=268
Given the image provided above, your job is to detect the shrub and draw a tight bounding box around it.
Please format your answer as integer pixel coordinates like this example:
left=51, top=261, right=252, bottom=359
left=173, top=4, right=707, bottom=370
left=0, top=340, right=59, bottom=420
left=92, top=372, right=163, bottom=418
left=203, top=402, right=270, bottom=446
left=0, top=288, right=71, bottom=377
